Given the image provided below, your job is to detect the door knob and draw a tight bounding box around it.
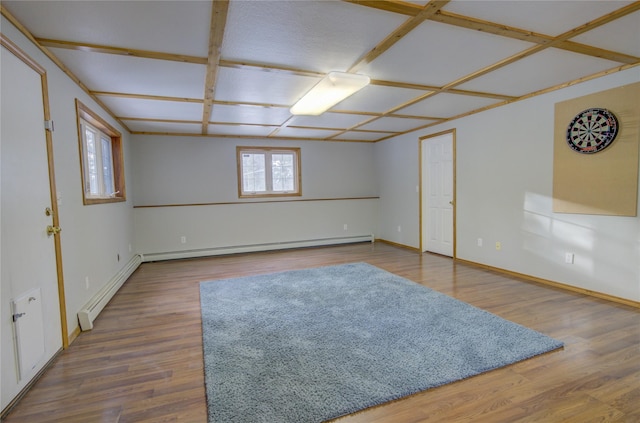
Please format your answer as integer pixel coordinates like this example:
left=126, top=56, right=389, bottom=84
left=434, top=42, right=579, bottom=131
left=46, top=225, right=62, bottom=236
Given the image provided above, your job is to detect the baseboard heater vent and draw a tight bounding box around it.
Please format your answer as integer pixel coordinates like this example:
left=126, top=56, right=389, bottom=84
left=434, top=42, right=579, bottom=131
left=141, top=234, right=374, bottom=262
left=77, top=254, right=142, bottom=331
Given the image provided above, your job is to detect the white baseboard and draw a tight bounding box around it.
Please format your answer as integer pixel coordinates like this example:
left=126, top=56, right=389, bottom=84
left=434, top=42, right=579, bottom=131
left=77, top=254, right=142, bottom=331
left=140, top=235, right=374, bottom=262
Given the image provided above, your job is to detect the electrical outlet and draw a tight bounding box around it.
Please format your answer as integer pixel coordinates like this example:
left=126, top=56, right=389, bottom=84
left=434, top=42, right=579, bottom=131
left=397, top=225, right=402, bottom=233
left=495, top=241, right=501, bottom=251
left=85, top=276, right=90, bottom=290
left=343, top=224, right=348, bottom=231
left=477, top=238, right=483, bottom=247
left=180, top=236, right=187, bottom=244
left=565, top=253, right=574, bottom=264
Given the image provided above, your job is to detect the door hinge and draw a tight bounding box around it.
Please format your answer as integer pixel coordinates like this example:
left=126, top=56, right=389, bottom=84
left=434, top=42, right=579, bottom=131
left=44, top=120, right=55, bottom=132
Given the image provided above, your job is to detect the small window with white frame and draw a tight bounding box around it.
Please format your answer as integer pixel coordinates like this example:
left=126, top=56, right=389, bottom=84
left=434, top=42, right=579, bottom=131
left=237, top=146, right=301, bottom=198
left=76, top=100, right=126, bottom=205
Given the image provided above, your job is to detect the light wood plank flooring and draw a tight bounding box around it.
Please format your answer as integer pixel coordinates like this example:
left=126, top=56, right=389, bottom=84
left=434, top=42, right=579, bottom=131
left=3, top=242, right=639, bottom=422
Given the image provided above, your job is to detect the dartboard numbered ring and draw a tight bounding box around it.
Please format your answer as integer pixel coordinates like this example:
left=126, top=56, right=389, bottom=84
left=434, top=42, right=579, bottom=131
left=566, top=108, right=618, bottom=154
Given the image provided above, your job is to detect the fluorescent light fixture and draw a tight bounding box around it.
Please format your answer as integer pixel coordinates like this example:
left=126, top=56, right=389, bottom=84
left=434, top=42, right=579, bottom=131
left=290, top=72, right=370, bottom=116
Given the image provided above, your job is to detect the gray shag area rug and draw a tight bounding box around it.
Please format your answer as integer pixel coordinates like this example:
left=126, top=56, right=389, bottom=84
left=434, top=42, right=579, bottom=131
left=200, top=262, right=563, bottom=423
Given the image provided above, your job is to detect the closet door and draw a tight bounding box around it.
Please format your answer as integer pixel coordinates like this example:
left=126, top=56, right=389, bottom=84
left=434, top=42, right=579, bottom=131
left=422, top=131, right=455, bottom=257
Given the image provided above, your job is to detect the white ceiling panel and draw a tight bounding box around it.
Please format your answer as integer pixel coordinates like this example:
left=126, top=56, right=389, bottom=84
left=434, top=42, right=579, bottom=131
left=208, top=124, right=275, bottom=137
left=358, top=117, right=439, bottom=132
left=275, top=127, right=342, bottom=139
left=399, top=93, right=501, bottom=118
left=222, top=0, right=406, bottom=73
left=3, top=0, right=212, bottom=56
left=98, top=97, right=203, bottom=121
left=51, top=49, right=207, bottom=98
left=457, top=49, right=623, bottom=97
left=210, top=104, right=291, bottom=126
left=443, top=1, right=634, bottom=37
left=332, top=85, right=427, bottom=114
left=124, top=121, right=202, bottom=134
left=215, top=67, right=320, bottom=105
left=572, top=11, right=640, bottom=57
left=359, top=20, right=534, bottom=87
left=289, top=113, right=372, bottom=130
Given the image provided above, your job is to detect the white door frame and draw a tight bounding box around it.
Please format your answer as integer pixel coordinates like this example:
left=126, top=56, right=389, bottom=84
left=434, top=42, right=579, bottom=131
left=419, top=129, right=456, bottom=257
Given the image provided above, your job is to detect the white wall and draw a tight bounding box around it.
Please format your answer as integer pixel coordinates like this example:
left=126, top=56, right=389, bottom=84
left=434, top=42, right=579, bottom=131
left=374, top=135, right=420, bottom=247
left=375, top=67, right=640, bottom=302
left=1, top=17, right=136, bottom=337
left=131, top=136, right=378, bottom=257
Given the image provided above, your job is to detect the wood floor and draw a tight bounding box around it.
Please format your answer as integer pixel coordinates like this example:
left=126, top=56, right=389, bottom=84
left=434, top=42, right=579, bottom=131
left=3, top=242, right=639, bottom=422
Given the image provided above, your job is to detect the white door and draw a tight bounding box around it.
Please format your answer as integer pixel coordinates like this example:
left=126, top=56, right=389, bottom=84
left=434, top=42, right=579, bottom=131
left=421, top=132, right=454, bottom=256
left=1, top=41, right=63, bottom=410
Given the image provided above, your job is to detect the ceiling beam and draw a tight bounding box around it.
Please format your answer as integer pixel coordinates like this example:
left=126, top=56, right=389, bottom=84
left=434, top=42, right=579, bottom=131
left=344, top=0, right=640, bottom=64
left=37, top=8, right=639, bottom=68
left=129, top=131, right=376, bottom=143
left=441, top=0, right=640, bottom=91
left=121, top=117, right=202, bottom=124
left=36, top=38, right=208, bottom=64
left=34, top=39, right=518, bottom=102
left=265, top=0, right=450, bottom=140
left=559, top=41, right=638, bottom=64
left=548, top=1, right=640, bottom=41
left=39, top=12, right=639, bottom=67
left=92, top=91, right=204, bottom=103
left=430, top=11, right=640, bottom=64
left=374, top=61, right=640, bottom=143
left=97, top=90, right=445, bottom=120
left=39, top=31, right=638, bottom=85
left=370, top=79, right=516, bottom=100
left=220, top=60, right=516, bottom=100
left=201, top=0, right=229, bottom=134
left=348, top=0, right=450, bottom=73
left=219, top=59, right=324, bottom=78
left=331, top=1, right=640, bottom=140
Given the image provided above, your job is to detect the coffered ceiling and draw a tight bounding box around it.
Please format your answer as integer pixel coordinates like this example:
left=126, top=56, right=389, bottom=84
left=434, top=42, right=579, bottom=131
left=2, top=0, right=639, bottom=142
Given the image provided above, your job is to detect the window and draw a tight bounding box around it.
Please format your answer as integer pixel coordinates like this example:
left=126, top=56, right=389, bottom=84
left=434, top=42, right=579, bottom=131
left=76, top=100, right=126, bottom=204
left=237, top=147, right=301, bottom=198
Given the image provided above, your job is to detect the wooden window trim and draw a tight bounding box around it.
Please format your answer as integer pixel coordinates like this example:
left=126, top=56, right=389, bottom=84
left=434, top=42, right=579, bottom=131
left=75, top=99, right=126, bottom=205
left=236, top=146, right=302, bottom=199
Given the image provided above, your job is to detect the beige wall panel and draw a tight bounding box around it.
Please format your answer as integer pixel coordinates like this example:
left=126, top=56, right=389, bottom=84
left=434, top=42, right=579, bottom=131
left=553, top=82, right=640, bottom=216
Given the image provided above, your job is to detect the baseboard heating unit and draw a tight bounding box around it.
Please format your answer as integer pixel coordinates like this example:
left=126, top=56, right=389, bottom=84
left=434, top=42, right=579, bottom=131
left=77, top=254, right=142, bottom=331
left=140, top=234, right=374, bottom=262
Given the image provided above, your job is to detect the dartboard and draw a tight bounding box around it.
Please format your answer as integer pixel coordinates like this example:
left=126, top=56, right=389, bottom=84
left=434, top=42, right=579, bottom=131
left=566, top=108, right=618, bottom=154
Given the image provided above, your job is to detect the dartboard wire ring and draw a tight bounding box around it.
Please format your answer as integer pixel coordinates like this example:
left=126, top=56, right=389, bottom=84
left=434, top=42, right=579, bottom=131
left=566, top=108, right=618, bottom=154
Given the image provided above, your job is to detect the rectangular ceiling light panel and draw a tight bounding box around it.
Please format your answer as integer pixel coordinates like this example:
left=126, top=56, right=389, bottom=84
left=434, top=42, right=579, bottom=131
left=290, top=72, right=370, bottom=116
